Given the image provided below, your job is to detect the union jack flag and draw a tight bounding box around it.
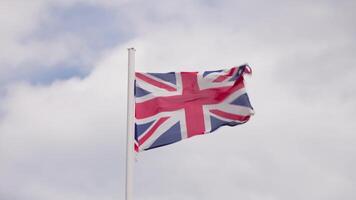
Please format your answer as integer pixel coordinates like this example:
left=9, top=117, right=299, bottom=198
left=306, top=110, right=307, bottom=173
left=135, top=64, right=254, bottom=152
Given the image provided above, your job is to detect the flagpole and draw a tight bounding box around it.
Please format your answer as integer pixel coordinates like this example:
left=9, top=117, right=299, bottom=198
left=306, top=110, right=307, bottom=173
left=126, top=48, right=136, bottom=200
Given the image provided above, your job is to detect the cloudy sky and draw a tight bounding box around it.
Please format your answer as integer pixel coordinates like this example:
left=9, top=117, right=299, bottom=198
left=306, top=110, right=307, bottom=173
left=1, top=0, right=356, bottom=199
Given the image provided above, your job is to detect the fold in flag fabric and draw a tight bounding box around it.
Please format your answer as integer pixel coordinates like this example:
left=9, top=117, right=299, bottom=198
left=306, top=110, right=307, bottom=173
left=134, top=64, right=254, bottom=152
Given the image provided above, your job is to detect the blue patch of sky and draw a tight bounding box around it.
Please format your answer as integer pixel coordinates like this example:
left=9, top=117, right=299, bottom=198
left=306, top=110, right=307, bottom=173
left=0, top=62, right=89, bottom=87
left=18, top=2, right=135, bottom=85
left=27, top=63, right=90, bottom=85
left=31, top=3, right=133, bottom=49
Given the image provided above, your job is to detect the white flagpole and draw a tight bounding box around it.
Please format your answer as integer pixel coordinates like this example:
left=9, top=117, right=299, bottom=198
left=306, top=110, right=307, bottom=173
left=126, top=48, right=136, bottom=200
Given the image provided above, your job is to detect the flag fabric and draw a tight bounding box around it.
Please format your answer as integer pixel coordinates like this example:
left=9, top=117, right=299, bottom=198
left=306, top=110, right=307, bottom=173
left=134, top=64, right=254, bottom=152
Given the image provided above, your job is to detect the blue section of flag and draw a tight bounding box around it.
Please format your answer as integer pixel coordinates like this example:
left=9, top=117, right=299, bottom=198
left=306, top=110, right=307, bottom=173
left=148, top=122, right=182, bottom=150
left=228, top=66, right=245, bottom=81
left=210, top=116, right=240, bottom=132
left=228, top=71, right=240, bottom=81
left=203, top=70, right=223, bottom=77
left=135, top=121, right=154, bottom=139
left=135, top=86, right=150, bottom=97
left=148, top=72, right=176, bottom=85
left=230, top=93, right=253, bottom=108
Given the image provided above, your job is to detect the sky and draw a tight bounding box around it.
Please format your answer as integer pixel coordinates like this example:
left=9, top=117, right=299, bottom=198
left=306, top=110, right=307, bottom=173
left=0, top=0, right=356, bottom=199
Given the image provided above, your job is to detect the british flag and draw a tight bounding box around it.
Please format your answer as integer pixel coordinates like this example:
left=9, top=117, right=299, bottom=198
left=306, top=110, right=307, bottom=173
left=134, top=64, right=254, bottom=152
